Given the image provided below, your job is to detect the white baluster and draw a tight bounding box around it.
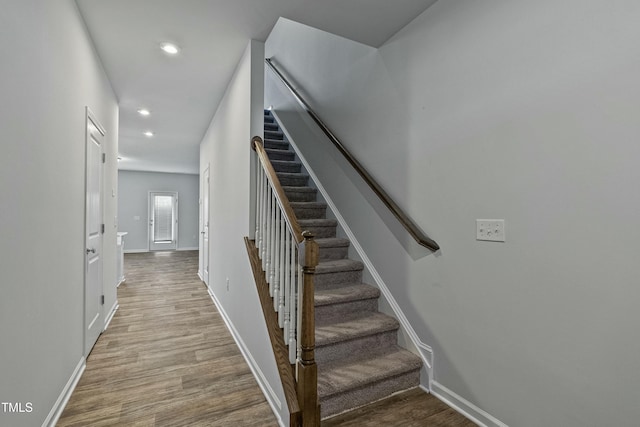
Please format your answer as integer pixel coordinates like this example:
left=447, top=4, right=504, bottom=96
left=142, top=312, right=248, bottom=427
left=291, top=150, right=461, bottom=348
left=262, top=181, right=270, bottom=271
left=255, top=160, right=261, bottom=248
left=273, top=207, right=281, bottom=311
left=283, top=231, right=291, bottom=340
left=278, top=217, right=286, bottom=326
left=269, top=191, right=277, bottom=292
left=263, top=183, right=271, bottom=276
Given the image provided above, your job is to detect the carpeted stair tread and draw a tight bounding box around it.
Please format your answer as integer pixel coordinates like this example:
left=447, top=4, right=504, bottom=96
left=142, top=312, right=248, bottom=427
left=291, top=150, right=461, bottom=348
left=315, top=237, right=351, bottom=248
left=290, top=201, right=326, bottom=209
left=263, top=139, right=289, bottom=150
left=316, top=312, right=398, bottom=343
left=265, top=148, right=295, bottom=161
left=315, top=283, right=380, bottom=307
left=317, top=346, right=422, bottom=398
left=270, top=160, right=301, bottom=173
left=283, top=186, right=317, bottom=202
left=298, top=218, right=338, bottom=227
left=316, top=259, right=363, bottom=275
left=265, top=130, right=284, bottom=140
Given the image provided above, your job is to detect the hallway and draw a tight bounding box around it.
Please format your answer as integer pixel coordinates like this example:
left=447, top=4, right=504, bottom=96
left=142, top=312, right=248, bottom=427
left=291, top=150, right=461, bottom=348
left=58, top=251, right=278, bottom=426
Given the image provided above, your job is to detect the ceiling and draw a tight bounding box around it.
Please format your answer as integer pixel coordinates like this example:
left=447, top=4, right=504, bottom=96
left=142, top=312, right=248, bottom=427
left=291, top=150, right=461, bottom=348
left=76, top=0, right=439, bottom=175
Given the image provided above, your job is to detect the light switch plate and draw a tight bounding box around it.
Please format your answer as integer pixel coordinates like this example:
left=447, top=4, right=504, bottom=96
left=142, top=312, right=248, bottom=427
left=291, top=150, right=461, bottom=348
left=476, top=219, right=505, bottom=242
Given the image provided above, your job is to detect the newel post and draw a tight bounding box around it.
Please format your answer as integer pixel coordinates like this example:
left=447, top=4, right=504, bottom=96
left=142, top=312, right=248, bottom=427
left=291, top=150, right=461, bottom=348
left=297, top=231, right=320, bottom=426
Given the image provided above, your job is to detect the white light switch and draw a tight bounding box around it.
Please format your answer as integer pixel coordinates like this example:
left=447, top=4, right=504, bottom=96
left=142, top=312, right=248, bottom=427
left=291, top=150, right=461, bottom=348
left=476, top=219, right=506, bottom=242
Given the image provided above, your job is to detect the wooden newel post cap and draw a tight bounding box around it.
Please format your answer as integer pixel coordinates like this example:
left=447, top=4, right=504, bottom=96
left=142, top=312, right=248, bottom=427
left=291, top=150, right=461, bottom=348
left=251, top=135, right=262, bottom=151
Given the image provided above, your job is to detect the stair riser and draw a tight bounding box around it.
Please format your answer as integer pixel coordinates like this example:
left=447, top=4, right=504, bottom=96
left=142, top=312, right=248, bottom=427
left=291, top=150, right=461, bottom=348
left=264, top=123, right=279, bottom=131
left=272, top=162, right=302, bottom=173
left=266, top=150, right=295, bottom=161
left=316, top=330, right=396, bottom=365
left=277, top=174, right=309, bottom=187
left=298, top=224, right=336, bottom=239
left=315, top=298, right=379, bottom=327
left=265, top=130, right=284, bottom=140
left=264, top=139, right=289, bottom=150
left=320, top=370, right=420, bottom=419
left=315, top=270, right=363, bottom=289
left=284, top=189, right=317, bottom=202
left=292, top=206, right=327, bottom=219
left=318, top=246, right=349, bottom=261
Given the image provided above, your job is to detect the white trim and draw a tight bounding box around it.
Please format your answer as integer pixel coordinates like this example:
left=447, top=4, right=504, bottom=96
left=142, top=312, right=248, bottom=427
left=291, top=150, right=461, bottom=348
left=430, top=382, right=509, bottom=427
left=124, top=249, right=148, bottom=254
left=273, top=110, right=434, bottom=383
left=103, top=301, right=119, bottom=331
left=197, top=271, right=204, bottom=281
left=42, top=357, right=86, bottom=427
left=178, top=246, right=199, bottom=251
left=207, top=287, right=285, bottom=427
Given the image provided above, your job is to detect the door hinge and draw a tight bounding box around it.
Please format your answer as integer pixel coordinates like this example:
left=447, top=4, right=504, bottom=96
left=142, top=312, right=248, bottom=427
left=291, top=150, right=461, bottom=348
left=101, top=223, right=105, bottom=234
left=102, top=153, right=106, bottom=163
left=101, top=295, right=105, bottom=305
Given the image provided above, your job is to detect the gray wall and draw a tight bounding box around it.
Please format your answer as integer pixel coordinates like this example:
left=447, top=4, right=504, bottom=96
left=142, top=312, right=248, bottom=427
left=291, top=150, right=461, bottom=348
left=0, top=1, right=119, bottom=426
left=265, top=4, right=640, bottom=426
left=118, top=170, right=199, bottom=252
left=199, top=41, right=287, bottom=423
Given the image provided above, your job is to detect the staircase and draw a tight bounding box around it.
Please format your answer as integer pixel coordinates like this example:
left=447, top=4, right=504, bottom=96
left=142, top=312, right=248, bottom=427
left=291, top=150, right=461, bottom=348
left=263, top=110, right=422, bottom=419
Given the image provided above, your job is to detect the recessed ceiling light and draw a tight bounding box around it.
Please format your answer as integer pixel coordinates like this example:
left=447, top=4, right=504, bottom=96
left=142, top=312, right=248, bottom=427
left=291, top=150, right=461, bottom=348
left=144, top=131, right=154, bottom=137
left=160, top=43, right=179, bottom=55
left=138, top=109, right=150, bottom=116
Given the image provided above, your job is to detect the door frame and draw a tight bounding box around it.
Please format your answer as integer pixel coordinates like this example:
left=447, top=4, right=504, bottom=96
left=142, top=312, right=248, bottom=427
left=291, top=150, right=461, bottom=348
left=200, top=166, right=210, bottom=286
left=148, top=191, right=179, bottom=251
left=84, top=107, right=105, bottom=357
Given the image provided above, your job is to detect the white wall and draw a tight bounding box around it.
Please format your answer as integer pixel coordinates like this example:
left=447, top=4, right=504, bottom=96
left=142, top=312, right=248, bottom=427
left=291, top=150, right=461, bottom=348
left=0, top=1, right=118, bottom=426
left=265, top=3, right=640, bottom=426
left=199, top=41, right=287, bottom=424
left=118, top=170, right=199, bottom=252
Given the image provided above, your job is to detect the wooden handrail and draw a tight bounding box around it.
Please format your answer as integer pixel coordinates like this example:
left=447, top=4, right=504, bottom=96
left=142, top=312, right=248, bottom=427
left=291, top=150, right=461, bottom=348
left=252, top=136, right=303, bottom=243
left=265, top=58, right=440, bottom=252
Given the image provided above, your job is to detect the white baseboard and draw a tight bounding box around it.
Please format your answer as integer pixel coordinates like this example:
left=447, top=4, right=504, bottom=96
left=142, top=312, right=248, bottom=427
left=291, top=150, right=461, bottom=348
left=42, top=357, right=86, bottom=427
left=274, top=110, right=434, bottom=384
left=206, top=288, right=285, bottom=427
left=178, top=247, right=199, bottom=251
left=103, top=301, right=119, bottom=331
left=429, top=382, right=508, bottom=427
left=197, top=271, right=203, bottom=281
left=123, top=249, right=147, bottom=254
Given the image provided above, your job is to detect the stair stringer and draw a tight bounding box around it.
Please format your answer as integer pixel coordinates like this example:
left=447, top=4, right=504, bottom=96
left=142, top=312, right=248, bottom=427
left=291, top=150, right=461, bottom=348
left=270, top=109, right=434, bottom=390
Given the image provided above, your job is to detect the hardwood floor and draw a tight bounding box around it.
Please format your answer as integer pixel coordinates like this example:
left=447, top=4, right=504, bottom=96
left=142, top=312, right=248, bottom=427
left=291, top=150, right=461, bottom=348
left=322, top=388, right=477, bottom=427
left=58, top=250, right=278, bottom=427
left=58, top=250, right=475, bottom=427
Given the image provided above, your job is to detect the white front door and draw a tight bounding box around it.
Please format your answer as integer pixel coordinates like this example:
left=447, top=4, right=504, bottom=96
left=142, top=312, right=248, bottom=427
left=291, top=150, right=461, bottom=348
left=202, top=167, right=210, bottom=286
left=85, top=108, right=104, bottom=356
left=149, top=192, right=178, bottom=251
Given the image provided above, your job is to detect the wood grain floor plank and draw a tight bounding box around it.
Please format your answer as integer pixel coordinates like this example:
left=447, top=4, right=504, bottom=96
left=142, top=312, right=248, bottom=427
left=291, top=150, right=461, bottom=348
left=57, top=251, right=278, bottom=427
left=322, top=387, right=477, bottom=426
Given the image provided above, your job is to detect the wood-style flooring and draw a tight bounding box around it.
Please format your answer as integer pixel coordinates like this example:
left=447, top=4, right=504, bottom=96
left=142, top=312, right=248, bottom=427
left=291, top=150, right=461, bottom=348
left=58, top=250, right=475, bottom=427
left=323, top=388, right=477, bottom=427
left=57, top=250, right=278, bottom=427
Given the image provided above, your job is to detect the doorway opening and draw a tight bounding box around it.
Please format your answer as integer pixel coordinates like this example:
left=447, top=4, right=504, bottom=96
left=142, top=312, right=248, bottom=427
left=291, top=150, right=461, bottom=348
left=149, top=191, right=178, bottom=251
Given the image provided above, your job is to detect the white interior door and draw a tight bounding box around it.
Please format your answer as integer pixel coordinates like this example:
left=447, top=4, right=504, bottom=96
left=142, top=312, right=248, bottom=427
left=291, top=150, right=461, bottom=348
left=149, top=192, right=178, bottom=251
left=202, top=167, right=210, bottom=285
left=85, top=108, right=104, bottom=356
